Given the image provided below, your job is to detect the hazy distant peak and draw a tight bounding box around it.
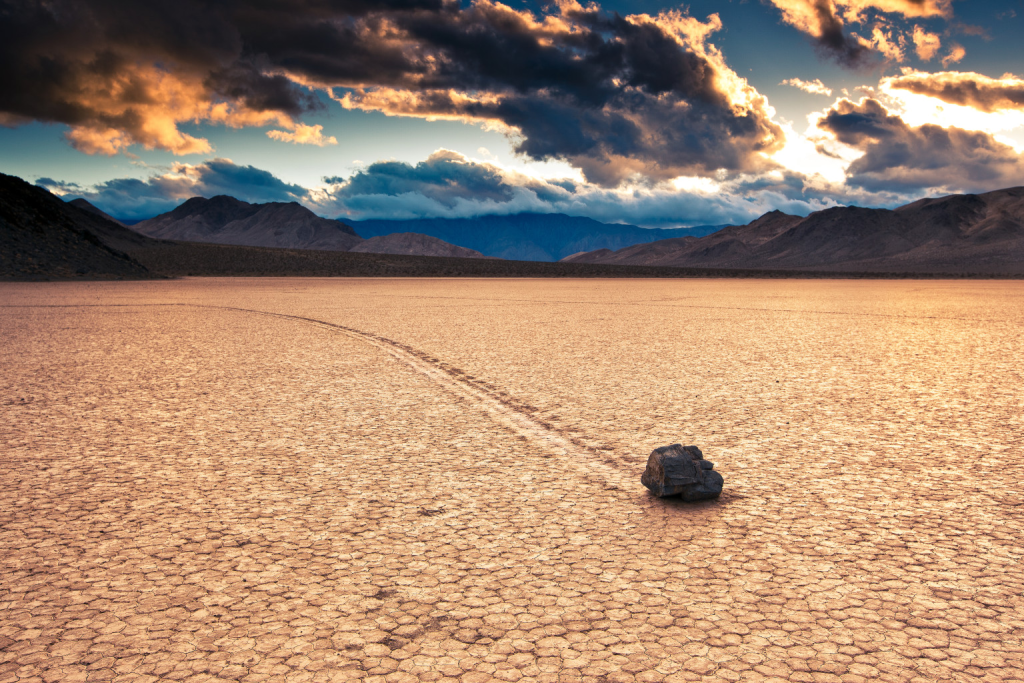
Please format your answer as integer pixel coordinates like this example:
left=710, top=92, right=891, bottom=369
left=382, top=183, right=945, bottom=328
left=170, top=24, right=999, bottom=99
left=349, top=213, right=724, bottom=261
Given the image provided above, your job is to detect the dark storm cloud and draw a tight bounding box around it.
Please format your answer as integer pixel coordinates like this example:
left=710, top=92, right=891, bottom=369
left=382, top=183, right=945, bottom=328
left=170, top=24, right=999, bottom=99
left=204, top=65, right=325, bottom=117
left=317, top=150, right=845, bottom=225
left=36, top=177, right=82, bottom=193
left=63, top=158, right=308, bottom=219
left=810, top=0, right=870, bottom=66
left=325, top=149, right=575, bottom=207
left=764, top=1, right=956, bottom=68
left=184, top=159, right=308, bottom=201
left=0, top=0, right=782, bottom=183
left=887, top=71, right=1024, bottom=112
left=332, top=5, right=783, bottom=184
left=818, top=98, right=1024, bottom=192
left=326, top=151, right=516, bottom=206
left=51, top=150, right=839, bottom=228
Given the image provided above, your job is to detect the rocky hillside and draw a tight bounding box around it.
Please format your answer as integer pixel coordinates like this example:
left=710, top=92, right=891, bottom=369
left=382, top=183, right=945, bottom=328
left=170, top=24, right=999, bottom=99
left=0, top=173, right=156, bottom=279
left=349, top=232, right=490, bottom=258
left=562, top=187, right=1024, bottom=274
left=133, top=195, right=363, bottom=251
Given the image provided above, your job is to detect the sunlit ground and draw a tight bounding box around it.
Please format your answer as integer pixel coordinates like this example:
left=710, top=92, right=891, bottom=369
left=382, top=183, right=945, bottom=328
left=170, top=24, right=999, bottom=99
left=1, top=278, right=1022, bottom=682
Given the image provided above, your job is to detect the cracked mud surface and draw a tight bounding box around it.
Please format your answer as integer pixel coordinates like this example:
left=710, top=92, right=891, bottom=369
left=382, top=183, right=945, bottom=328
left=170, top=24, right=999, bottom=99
left=1, top=277, right=1023, bottom=683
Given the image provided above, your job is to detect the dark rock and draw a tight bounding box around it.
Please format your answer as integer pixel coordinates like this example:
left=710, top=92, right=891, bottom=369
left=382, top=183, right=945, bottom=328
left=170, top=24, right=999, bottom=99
left=641, top=444, right=723, bottom=501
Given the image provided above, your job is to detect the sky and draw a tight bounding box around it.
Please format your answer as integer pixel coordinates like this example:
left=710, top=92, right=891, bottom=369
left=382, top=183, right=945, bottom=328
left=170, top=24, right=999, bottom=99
left=1, top=0, right=1023, bottom=227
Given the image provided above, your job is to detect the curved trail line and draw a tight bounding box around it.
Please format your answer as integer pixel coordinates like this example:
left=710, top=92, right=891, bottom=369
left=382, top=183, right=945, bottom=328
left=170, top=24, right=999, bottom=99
left=162, top=303, right=638, bottom=493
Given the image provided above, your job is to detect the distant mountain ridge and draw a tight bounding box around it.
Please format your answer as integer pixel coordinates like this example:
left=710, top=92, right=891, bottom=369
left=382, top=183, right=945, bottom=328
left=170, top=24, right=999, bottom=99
left=133, top=195, right=363, bottom=251
left=349, top=213, right=723, bottom=261
left=8, top=173, right=1021, bottom=277
left=562, top=187, right=1024, bottom=274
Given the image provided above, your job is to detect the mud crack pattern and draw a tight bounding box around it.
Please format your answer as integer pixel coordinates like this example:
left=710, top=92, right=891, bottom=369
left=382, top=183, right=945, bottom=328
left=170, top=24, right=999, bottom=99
left=1, top=278, right=1023, bottom=683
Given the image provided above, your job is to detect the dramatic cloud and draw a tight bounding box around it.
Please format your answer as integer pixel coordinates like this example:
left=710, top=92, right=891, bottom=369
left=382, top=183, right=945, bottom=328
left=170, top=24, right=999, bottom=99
left=324, top=150, right=574, bottom=207
left=817, top=97, right=1024, bottom=192
left=912, top=25, right=941, bottom=61
left=780, top=78, right=833, bottom=96
left=764, top=0, right=953, bottom=66
left=319, top=150, right=853, bottom=226
left=941, top=44, right=966, bottom=67
left=266, top=124, right=337, bottom=146
left=53, top=158, right=308, bottom=219
left=765, top=0, right=869, bottom=66
left=0, top=0, right=782, bottom=185
left=332, top=5, right=784, bottom=185
left=44, top=150, right=853, bottom=227
left=887, top=71, right=1024, bottom=112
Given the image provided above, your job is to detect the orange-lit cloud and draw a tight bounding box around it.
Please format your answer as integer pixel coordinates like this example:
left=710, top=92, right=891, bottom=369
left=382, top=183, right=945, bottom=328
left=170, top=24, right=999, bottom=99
left=767, top=0, right=951, bottom=30
left=266, top=124, right=337, bottom=146
left=942, top=44, right=966, bottom=67
left=886, top=70, right=1024, bottom=112
left=764, top=0, right=954, bottom=65
left=0, top=0, right=783, bottom=185
left=867, top=25, right=905, bottom=62
left=780, top=78, right=833, bottom=96
left=836, top=0, right=951, bottom=21
left=332, top=5, right=784, bottom=185
left=7, top=58, right=331, bottom=156
left=912, top=25, right=941, bottom=61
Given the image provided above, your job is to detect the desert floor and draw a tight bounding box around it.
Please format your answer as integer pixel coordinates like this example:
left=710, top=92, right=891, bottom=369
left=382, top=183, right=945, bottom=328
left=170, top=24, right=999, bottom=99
left=1, top=278, right=1022, bottom=683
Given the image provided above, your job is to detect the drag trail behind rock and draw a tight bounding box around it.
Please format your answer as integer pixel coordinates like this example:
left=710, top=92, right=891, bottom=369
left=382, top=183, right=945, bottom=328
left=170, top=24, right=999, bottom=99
left=1, top=277, right=1022, bottom=683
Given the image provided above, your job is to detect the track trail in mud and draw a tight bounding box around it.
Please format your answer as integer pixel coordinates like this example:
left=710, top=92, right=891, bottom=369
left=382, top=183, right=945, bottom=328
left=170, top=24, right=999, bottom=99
left=217, top=304, right=637, bottom=491
left=6, top=281, right=1024, bottom=682
left=12, top=301, right=639, bottom=491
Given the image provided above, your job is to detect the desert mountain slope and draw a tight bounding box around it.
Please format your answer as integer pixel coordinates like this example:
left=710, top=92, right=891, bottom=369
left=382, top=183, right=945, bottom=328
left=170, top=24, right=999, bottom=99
left=563, top=188, right=1024, bottom=273
left=68, top=198, right=126, bottom=226
left=351, top=213, right=722, bottom=261
left=0, top=173, right=158, bottom=279
left=134, top=195, right=363, bottom=251
left=349, top=232, right=490, bottom=258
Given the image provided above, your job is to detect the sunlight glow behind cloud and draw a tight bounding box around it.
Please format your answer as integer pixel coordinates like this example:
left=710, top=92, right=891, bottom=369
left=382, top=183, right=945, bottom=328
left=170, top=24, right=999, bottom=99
left=5, top=0, right=1023, bottom=225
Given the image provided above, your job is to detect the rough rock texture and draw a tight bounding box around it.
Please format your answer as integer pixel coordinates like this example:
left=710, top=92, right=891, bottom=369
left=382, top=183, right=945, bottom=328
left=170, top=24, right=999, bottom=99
left=641, top=444, right=723, bottom=500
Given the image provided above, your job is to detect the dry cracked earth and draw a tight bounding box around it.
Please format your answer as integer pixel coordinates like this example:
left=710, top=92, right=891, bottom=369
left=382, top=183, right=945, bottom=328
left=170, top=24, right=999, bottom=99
left=1, top=278, right=1022, bottom=683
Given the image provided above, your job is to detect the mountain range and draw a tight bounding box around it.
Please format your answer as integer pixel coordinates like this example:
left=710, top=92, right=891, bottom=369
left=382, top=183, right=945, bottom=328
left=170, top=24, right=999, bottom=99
left=133, top=195, right=363, bottom=251
left=3, top=169, right=1024, bottom=278
left=114, top=196, right=724, bottom=261
left=127, top=195, right=499, bottom=258
left=562, top=187, right=1024, bottom=274
left=0, top=174, right=730, bottom=280
left=349, top=214, right=723, bottom=261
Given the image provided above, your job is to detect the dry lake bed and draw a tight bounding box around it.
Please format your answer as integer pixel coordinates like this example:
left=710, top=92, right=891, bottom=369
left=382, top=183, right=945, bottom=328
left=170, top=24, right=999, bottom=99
left=1, top=277, right=1022, bottom=683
